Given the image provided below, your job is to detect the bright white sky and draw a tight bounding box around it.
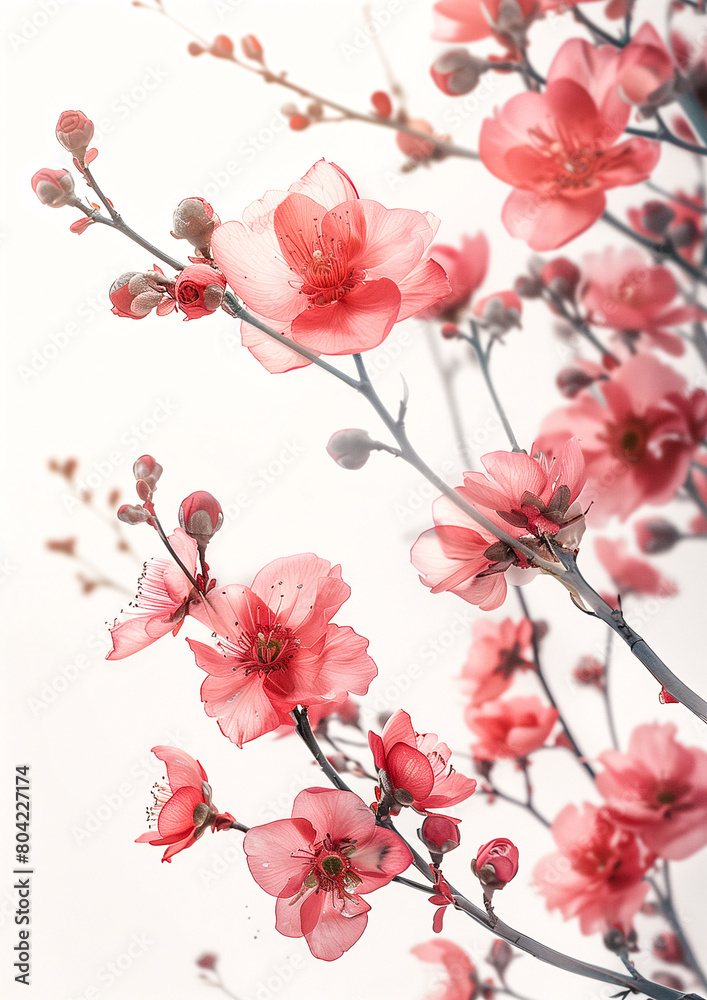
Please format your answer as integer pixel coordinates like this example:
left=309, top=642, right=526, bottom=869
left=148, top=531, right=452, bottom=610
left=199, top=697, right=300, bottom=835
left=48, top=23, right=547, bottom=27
left=2, top=1, right=706, bottom=999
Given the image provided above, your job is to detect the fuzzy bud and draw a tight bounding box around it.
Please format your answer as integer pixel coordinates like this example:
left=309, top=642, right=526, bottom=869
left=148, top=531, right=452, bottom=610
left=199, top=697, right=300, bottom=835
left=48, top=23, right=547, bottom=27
left=326, top=429, right=377, bottom=470
left=109, top=272, right=164, bottom=320
left=172, top=197, right=220, bottom=253
left=31, top=168, right=77, bottom=209
left=634, top=518, right=681, bottom=554
left=431, top=49, right=485, bottom=96
left=179, top=491, right=223, bottom=547
left=133, top=455, right=163, bottom=491
left=540, top=257, right=581, bottom=300
left=56, top=110, right=95, bottom=163
left=471, top=838, right=519, bottom=890
left=196, top=953, right=219, bottom=971
left=514, top=275, right=543, bottom=298
left=486, top=940, right=514, bottom=976
left=639, top=201, right=676, bottom=236
left=441, top=323, right=461, bottom=339
left=474, top=291, right=522, bottom=333
left=117, top=503, right=152, bottom=525
left=653, top=933, right=684, bottom=964
left=175, top=264, right=227, bottom=320
left=556, top=366, right=598, bottom=398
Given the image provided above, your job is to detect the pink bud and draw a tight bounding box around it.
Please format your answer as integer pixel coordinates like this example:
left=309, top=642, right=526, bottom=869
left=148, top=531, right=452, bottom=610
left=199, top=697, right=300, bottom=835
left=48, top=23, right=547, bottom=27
left=326, top=429, right=377, bottom=470
left=172, top=197, right=220, bottom=252
left=514, top=275, right=543, bottom=298
left=179, top=491, right=223, bottom=547
left=540, top=257, right=580, bottom=299
left=441, top=323, right=461, bottom=339
left=474, top=291, right=522, bottom=332
left=241, top=34, right=263, bottom=62
left=56, top=110, right=95, bottom=162
left=418, top=814, right=461, bottom=859
left=556, top=366, right=599, bottom=398
left=31, top=168, right=77, bottom=209
left=289, top=114, right=310, bottom=131
left=187, top=41, right=205, bottom=56
left=196, top=953, right=219, bottom=971
left=117, top=503, right=152, bottom=525
left=396, top=119, right=437, bottom=162
left=370, top=90, right=393, bottom=117
left=175, top=264, right=227, bottom=320
left=430, top=49, right=485, bottom=96
left=471, top=838, right=519, bottom=889
left=109, top=272, right=164, bottom=319
left=639, top=201, right=676, bottom=235
left=634, top=518, right=681, bottom=554
left=133, top=455, right=163, bottom=490
left=486, top=939, right=514, bottom=976
left=653, top=933, right=684, bottom=964
left=573, top=655, right=605, bottom=689
left=210, top=35, right=234, bottom=59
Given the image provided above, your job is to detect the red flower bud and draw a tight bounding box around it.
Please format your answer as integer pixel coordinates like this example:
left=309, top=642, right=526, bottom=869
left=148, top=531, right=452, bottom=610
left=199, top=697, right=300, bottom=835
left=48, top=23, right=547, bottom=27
left=196, top=953, right=219, bottom=971
left=326, top=429, right=377, bottom=470
left=109, top=272, right=165, bottom=319
left=179, top=491, right=223, bottom=548
left=210, top=35, right=234, bottom=59
left=556, top=366, right=599, bottom=398
left=31, top=168, right=77, bottom=209
left=117, top=503, right=153, bottom=525
left=172, top=197, right=220, bottom=252
left=133, top=455, right=163, bottom=491
left=175, top=264, right=227, bottom=320
left=396, top=119, right=437, bottom=162
left=634, top=518, right=681, bottom=554
left=56, top=110, right=95, bottom=163
left=471, top=838, right=519, bottom=889
left=441, top=323, right=461, bottom=339
left=653, top=933, right=684, bottom=964
left=370, top=90, right=393, bottom=117
left=188, top=41, right=205, bottom=56
left=474, top=290, right=522, bottom=332
left=241, top=34, right=263, bottom=62
left=540, top=257, right=580, bottom=299
left=487, top=939, right=514, bottom=976
left=289, top=114, right=310, bottom=131
left=431, top=49, right=485, bottom=96
left=418, top=814, right=461, bottom=860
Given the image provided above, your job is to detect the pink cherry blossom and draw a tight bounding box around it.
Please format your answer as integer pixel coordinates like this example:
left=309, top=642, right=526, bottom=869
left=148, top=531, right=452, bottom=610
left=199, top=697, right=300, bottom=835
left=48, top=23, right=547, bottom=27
left=243, top=787, right=411, bottom=960
left=534, top=803, right=653, bottom=935
left=368, top=709, right=476, bottom=813
left=136, top=746, right=235, bottom=862
left=462, top=617, right=535, bottom=706
left=596, top=723, right=707, bottom=861
left=420, top=233, right=489, bottom=322
left=411, top=939, right=477, bottom=1000
left=617, top=23, right=675, bottom=108
left=188, top=554, right=377, bottom=747
left=580, top=246, right=702, bottom=356
left=467, top=695, right=559, bottom=760
left=480, top=39, right=660, bottom=249
left=210, top=160, right=450, bottom=372
left=535, top=354, right=707, bottom=522
left=107, top=527, right=206, bottom=659
left=595, top=537, right=677, bottom=598
left=460, top=438, right=586, bottom=538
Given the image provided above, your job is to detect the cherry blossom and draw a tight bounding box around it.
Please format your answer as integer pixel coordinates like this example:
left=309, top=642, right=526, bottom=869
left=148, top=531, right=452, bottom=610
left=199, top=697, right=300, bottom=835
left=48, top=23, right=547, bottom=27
left=596, top=723, right=707, bottom=861
left=467, top=695, right=559, bottom=760
left=411, top=939, right=477, bottom=1000
left=188, top=554, right=377, bottom=746
left=534, top=803, right=653, bottom=934
left=243, top=787, right=411, bottom=960
left=461, top=617, right=535, bottom=705
left=536, top=354, right=707, bottom=522
left=368, top=709, right=476, bottom=814
left=580, top=246, right=702, bottom=356
left=210, top=160, right=450, bottom=372
left=419, top=232, right=489, bottom=322
left=480, top=39, right=660, bottom=249
left=136, top=746, right=235, bottom=863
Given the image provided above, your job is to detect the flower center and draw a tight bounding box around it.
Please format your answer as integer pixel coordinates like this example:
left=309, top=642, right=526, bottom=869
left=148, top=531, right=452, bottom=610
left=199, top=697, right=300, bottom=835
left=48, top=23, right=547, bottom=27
left=527, top=123, right=604, bottom=193
left=297, top=243, right=365, bottom=306
left=296, top=834, right=363, bottom=899
left=228, top=609, right=299, bottom=675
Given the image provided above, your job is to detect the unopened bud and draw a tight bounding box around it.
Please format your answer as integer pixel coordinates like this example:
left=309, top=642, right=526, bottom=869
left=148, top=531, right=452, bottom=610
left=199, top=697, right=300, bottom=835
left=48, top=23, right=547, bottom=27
left=653, top=973, right=685, bottom=991
left=289, top=114, right=310, bottom=131
left=196, top=953, right=219, bottom=971
left=474, top=291, right=522, bottom=333
left=540, top=257, right=580, bottom=299
left=471, top=838, right=519, bottom=889
left=117, top=503, right=152, bottom=525
left=241, top=34, right=263, bottom=62
left=635, top=518, right=681, bottom=554
left=326, top=429, right=377, bottom=470
left=31, top=168, right=77, bottom=208
left=175, top=264, right=227, bottom=320
left=670, top=218, right=700, bottom=248
left=486, top=940, right=514, bottom=976
left=56, top=110, right=95, bottom=163
left=188, top=41, right=205, bottom=56
left=210, top=35, right=234, bottom=59
left=430, top=49, right=485, bottom=96
left=640, top=201, right=676, bottom=235
left=370, top=90, right=393, bottom=117
left=514, top=275, right=543, bottom=298
left=179, top=491, right=223, bottom=547
left=556, top=366, right=598, bottom=398
left=653, top=933, right=684, bottom=964
left=441, top=323, right=461, bottom=339
left=109, top=272, right=164, bottom=319
left=396, top=119, right=437, bottom=162
left=172, top=197, right=220, bottom=253
left=133, top=455, right=163, bottom=491
left=418, top=814, right=461, bottom=862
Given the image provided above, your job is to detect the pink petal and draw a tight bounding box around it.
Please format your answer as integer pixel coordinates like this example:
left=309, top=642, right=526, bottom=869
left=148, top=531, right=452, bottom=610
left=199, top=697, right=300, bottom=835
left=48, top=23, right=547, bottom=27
left=387, top=742, right=436, bottom=800
left=396, top=258, right=452, bottom=321
left=289, top=159, right=359, bottom=208
left=244, top=817, right=316, bottom=895
left=290, top=278, right=401, bottom=354
left=502, top=187, right=606, bottom=250
left=157, top=785, right=202, bottom=838
left=151, top=745, right=207, bottom=792
left=240, top=316, right=314, bottom=374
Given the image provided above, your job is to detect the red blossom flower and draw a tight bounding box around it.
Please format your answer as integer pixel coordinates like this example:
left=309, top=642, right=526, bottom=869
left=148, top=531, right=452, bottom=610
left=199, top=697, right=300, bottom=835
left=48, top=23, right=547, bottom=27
left=536, top=354, right=707, bottom=522
left=136, top=746, right=235, bottom=863
left=534, top=803, right=653, bottom=935
left=368, top=709, right=476, bottom=814
left=467, top=695, right=559, bottom=760
left=210, top=160, right=449, bottom=372
left=596, top=723, right=707, bottom=861
left=243, top=787, right=411, bottom=960
left=188, top=554, right=377, bottom=747
left=420, top=233, right=489, bottom=322
left=461, top=617, right=535, bottom=706
left=412, top=938, right=477, bottom=1000
left=175, top=264, right=226, bottom=320
left=472, top=837, right=519, bottom=888
left=55, top=109, right=95, bottom=162
left=580, top=246, right=702, bottom=356
left=480, top=39, right=660, bottom=249
left=595, top=537, right=678, bottom=598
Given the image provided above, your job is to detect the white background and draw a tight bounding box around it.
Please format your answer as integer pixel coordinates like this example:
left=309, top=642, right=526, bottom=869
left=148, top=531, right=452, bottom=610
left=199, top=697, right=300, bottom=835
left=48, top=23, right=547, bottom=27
left=2, top=1, right=706, bottom=999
